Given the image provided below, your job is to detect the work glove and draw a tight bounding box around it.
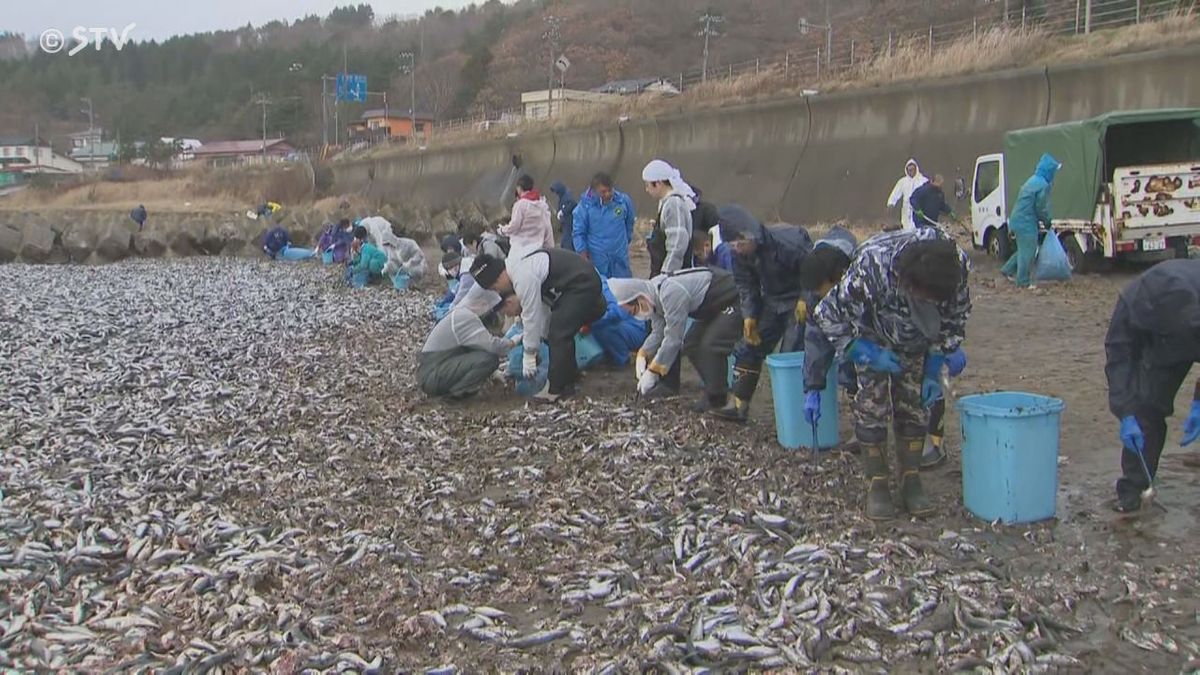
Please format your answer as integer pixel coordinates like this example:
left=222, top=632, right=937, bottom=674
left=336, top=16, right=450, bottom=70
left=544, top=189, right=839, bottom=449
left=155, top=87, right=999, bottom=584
left=522, top=351, right=539, bottom=380
left=1120, top=415, right=1145, bottom=454
left=743, top=318, right=762, bottom=347
left=847, top=338, right=902, bottom=374
left=637, top=370, right=659, bottom=396
left=1181, top=401, right=1200, bottom=446
left=794, top=299, right=808, bottom=324
left=921, top=377, right=942, bottom=408
left=945, top=347, right=968, bottom=377
left=508, top=331, right=523, bottom=346
left=804, top=390, right=822, bottom=425
left=635, top=350, right=649, bottom=380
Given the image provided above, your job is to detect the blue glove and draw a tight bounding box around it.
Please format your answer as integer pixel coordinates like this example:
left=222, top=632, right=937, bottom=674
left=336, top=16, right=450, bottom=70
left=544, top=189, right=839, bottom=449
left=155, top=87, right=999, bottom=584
left=1120, top=416, right=1145, bottom=454
left=945, top=348, right=967, bottom=377
left=847, top=338, right=902, bottom=374
left=804, top=390, right=822, bottom=425
left=924, top=352, right=947, bottom=380
left=1182, top=401, right=1200, bottom=447
left=921, top=377, right=942, bottom=407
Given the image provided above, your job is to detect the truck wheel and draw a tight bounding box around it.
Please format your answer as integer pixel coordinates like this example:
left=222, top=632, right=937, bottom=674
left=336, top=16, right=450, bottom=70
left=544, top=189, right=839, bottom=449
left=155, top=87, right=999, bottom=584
left=987, top=226, right=1012, bottom=261
left=1062, top=234, right=1094, bottom=274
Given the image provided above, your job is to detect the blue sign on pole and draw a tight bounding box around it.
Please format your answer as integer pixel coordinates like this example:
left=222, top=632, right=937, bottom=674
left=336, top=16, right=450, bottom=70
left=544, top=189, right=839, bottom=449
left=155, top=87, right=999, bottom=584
left=335, top=73, right=367, bottom=102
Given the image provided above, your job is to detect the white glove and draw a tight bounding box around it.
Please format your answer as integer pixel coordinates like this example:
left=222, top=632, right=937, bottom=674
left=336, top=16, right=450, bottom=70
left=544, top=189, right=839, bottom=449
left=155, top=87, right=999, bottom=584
left=635, top=352, right=648, bottom=380
left=522, top=351, right=538, bottom=379
left=508, top=332, right=523, bottom=346
left=637, top=370, right=659, bottom=396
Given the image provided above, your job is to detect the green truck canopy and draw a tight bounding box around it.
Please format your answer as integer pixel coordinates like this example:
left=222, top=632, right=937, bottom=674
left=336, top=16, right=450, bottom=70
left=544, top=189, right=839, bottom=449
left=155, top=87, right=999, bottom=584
left=1003, top=109, right=1200, bottom=221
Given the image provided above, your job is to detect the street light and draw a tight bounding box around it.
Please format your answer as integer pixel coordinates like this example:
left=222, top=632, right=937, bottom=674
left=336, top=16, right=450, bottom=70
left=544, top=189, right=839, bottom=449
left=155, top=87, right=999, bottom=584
left=399, top=52, right=416, bottom=144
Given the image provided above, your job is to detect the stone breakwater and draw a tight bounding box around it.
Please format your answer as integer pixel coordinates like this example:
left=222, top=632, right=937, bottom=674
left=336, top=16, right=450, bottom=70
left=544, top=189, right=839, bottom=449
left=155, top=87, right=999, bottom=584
left=0, top=201, right=503, bottom=265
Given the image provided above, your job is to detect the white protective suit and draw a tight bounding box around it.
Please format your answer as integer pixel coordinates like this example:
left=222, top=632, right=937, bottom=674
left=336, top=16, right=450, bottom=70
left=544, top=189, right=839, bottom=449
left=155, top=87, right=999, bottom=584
left=360, top=216, right=427, bottom=279
left=886, top=159, right=928, bottom=230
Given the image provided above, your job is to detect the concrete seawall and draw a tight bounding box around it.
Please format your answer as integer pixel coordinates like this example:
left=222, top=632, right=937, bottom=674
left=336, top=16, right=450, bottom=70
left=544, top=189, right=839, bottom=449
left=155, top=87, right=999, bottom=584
left=334, top=45, right=1200, bottom=225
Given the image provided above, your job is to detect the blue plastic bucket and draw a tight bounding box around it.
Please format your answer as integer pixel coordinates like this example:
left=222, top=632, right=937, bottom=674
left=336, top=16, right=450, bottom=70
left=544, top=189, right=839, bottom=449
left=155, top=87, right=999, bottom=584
left=766, top=351, right=838, bottom=450
left=391, top=272, right=411, bottom=291
left=575, top=333, right=605, bottom=370
left=957, top=392, right=1065, bottom=524
left=507, top=342, right=550, bottom=397
left=321, top=250, right=334, bottom=265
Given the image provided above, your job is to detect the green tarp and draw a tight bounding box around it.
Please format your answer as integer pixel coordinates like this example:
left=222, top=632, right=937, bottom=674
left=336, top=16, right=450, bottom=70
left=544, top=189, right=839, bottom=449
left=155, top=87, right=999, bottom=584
left=1003, top=109, right=1200, bottom=221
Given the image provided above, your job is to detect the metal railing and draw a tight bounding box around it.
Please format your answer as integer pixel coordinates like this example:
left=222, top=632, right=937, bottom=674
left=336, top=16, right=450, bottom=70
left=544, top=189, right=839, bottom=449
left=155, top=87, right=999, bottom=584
left=326, top=0, right=1190, bottom=152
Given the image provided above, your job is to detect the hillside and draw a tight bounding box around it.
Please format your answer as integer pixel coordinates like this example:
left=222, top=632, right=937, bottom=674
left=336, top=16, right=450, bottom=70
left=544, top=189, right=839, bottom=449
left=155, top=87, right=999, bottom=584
left=0, top=0, right=1026, bottom=150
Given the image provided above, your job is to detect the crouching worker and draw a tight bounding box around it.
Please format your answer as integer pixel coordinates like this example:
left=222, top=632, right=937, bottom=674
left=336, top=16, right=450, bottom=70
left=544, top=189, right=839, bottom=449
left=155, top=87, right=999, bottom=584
left=348, top=225, right=388, bottom=287
left=589, top=278, right=649, bottom=368
left=798, top=225, right=860, bottom=396
left=418, top=294, right=523, bottom=399
left=609, top=267, right=741, bottom=409
left=1106, top=259, right=1200, bottom=512
left=812, top=229, right=971, bottom=520
left=471, top=249, right=607, bottom=402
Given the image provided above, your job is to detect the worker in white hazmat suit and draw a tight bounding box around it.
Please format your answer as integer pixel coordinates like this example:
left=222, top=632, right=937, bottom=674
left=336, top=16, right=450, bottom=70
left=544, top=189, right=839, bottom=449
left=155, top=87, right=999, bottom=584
left=886, top=159, right=928, bottom=230
left=358, top=216, right=427, bottom=279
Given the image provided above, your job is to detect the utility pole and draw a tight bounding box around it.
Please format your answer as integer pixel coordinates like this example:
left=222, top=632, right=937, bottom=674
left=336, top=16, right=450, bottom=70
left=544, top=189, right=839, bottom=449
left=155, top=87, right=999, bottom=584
left=542, top=14, right=562, bottom=120
left=256, top=94, right=270, bottom=162
left=80, top=97, right=95, bottom=171
left=399, top=51, right=416, bottom=143
left=698, top=11, right=724, bottom=83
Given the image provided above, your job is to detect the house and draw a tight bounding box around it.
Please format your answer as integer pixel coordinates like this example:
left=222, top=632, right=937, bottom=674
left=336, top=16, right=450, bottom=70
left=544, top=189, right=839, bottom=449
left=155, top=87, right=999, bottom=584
left=0, top=136, right=83, bottom=176
left=347, top=109, right=436, bottom=144
left=161, top=137, right=203, bottom=165
left=68, top=127, right=104, bottom=151
left=592, top=77, right=681, bottom=97
left=191, top=138, right=296, bottom=167
left=69, top=140, right=119, bottom=169
left=520, top=89, right=620, bottom=121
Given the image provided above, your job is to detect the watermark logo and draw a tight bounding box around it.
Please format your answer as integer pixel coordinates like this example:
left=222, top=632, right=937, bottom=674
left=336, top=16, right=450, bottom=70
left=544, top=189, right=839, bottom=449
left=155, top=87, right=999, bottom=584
left=40, top=24, right=137, bottom=56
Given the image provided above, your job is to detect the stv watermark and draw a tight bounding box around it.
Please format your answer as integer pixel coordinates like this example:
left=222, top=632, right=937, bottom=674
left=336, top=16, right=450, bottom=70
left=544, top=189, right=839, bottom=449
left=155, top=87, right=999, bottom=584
left=40, top=24, right=137, bottom=56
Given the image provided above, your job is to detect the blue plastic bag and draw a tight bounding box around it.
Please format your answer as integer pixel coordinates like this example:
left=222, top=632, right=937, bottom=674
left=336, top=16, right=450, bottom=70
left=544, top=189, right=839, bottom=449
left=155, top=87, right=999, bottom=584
left=1034, top=230, right=1072, bottom=282
left=392, top=271, right=411, bottom=290
left=575, top=333, right=606, bottom=370
left=507, top=337, right=550, bottom=397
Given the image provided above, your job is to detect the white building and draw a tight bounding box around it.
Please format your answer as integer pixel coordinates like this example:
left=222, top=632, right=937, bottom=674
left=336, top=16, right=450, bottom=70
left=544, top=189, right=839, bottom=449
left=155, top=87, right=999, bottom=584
left=521, top=89, right=621, bottom=121
left=0, top=136, right=84, bottom=177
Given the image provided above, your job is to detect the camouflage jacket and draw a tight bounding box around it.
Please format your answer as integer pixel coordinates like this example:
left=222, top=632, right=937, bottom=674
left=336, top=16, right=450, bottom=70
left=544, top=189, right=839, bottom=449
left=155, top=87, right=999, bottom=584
left=813, top=228, right=971, bottom=357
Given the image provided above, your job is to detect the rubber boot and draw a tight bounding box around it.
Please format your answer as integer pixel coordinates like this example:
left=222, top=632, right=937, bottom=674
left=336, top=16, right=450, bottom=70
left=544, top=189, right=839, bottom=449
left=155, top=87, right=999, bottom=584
left=709, top=367, right=759, bottom=424
left=861, top=442, right=896, bottom=521
left=691, top=392, right=727, bottom=414
left=899, top=436, right=934, bottom=516
left=920, top=434, right=946, bottom=469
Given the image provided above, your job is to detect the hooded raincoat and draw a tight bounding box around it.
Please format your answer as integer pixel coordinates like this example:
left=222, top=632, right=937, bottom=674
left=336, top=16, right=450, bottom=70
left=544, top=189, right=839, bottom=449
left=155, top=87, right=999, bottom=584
left=1004, top=153, right=1060, bottom=287
left=886, top=159, right=928, bottom=230
left=549, top=181, right=578, bottom=252
left=572, top=187, right=637, bottom=278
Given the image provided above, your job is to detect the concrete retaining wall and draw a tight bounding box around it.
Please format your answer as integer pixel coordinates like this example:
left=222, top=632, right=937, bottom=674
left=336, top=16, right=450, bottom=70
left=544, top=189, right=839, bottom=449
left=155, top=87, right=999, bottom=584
left=333, top=45, right=1200, bottom=225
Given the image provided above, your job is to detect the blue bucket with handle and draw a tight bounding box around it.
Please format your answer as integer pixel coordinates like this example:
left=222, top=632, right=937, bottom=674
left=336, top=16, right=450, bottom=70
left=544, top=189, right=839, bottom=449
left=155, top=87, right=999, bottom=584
left=957, top=392, right=1064, bottom=524
left=766, top=351, right=838, bottom=450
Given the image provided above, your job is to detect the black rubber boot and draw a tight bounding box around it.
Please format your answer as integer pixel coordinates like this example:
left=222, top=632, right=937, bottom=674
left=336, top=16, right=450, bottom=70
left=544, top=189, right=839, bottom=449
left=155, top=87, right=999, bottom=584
left=899, top=436, right=934, bottom=516
left=862, top=442, right=896, bottom=521
left=691, top=393, right=727, bottom=413
left=708, top=368, right=759, bottom=424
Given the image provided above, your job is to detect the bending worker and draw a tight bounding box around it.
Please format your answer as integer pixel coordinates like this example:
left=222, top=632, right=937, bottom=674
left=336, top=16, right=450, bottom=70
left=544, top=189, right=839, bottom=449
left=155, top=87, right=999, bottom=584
left=418, top=294, right=523, bottom=399
left=710, top=205, right=812, bottom=423
left=608, top=266, right=741, bottom=410
left=1105, top=259, right=1200, bottom=513
left=1001, top=153, right=1060, bottom=289
left=470, top=249, right=607, bottom=403
left=810, top=229, right=971, bottom=520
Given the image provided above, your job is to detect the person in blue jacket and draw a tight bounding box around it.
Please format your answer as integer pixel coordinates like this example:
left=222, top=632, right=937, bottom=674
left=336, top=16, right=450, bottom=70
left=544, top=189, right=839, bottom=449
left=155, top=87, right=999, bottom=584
left=549, top=181, right=578, bottom=252
left=1001, top=153, right=1060, bottom=289
left=589, top=276, right=649, bottom=367
left=572, top=172, right=636, bottom=278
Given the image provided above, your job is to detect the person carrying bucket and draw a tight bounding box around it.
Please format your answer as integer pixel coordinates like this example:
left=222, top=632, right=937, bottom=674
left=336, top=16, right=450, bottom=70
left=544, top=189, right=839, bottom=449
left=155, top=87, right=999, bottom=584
left=811, top=228, right=972, bottom=521
left=1105, top=259, right=1200, bottom=513
left=607, top=267, right=741, bottom=409
left=709, top=205, right=813, bottom=423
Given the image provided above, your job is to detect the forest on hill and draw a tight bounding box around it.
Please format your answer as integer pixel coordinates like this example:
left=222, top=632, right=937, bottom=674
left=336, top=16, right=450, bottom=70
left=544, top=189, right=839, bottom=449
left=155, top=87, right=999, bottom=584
left=0, top=1, right=1053, bottom=149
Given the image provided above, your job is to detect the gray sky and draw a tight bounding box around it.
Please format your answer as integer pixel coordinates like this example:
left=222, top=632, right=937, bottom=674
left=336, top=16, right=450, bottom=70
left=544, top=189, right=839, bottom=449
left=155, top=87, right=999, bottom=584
left=5, top=0, right=477, bottom=42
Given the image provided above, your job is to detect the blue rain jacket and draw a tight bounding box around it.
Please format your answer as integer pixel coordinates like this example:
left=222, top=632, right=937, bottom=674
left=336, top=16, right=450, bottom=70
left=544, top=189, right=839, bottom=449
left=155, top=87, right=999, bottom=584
left=572, top=187, right=636, bottom=278
left=1009, top=153, right=1060, bottom=237
left=590, top=277, right=648, bottom=366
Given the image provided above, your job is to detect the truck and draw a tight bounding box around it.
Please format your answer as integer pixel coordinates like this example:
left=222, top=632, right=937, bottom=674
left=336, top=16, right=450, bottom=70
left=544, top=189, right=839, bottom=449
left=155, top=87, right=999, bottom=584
left=969, top=109, right=1200, bottom=272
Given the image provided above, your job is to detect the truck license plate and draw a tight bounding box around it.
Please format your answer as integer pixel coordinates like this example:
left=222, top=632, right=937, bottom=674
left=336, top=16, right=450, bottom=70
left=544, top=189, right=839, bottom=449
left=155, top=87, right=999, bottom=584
left=1142, top=237, right=1167, bottom=252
